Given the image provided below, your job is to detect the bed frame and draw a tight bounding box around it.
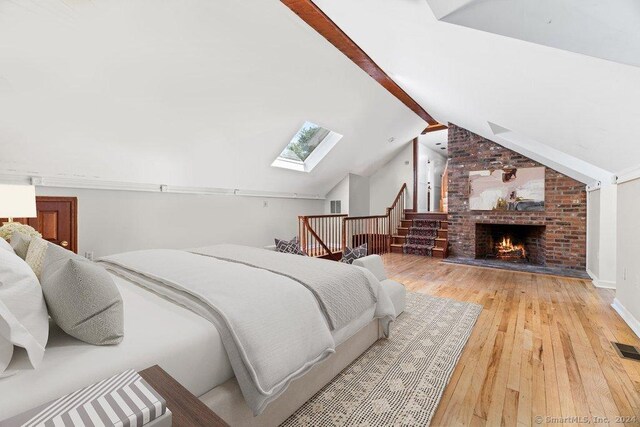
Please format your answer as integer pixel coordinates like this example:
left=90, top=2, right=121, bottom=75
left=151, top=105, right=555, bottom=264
left=200, top=319, right=382, bottom=427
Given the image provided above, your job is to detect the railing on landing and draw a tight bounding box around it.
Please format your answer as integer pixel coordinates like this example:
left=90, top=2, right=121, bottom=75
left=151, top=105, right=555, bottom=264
left=343, top=183, right=407, bottom=255
left=298, top=214, right=348, bottom=260
left=298, top=183, right=408, bottom=258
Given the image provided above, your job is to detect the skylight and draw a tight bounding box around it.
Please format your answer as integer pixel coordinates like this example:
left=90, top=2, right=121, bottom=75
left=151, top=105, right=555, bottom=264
left=272, top=121, right=343, bottom=172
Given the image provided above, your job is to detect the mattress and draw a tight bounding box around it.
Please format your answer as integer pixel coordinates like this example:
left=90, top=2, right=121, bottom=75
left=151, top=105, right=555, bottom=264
left=0, top=273, right=377, bottom=421
left=0, top=274, right=229, bottom=421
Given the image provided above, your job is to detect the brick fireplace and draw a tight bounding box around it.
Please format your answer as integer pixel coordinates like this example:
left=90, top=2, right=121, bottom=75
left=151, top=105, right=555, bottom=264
left=447, top=124, right=587, bottom=272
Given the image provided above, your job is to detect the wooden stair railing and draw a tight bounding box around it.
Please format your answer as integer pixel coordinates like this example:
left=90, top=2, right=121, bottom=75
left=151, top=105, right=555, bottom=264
left=387, top=183, right=408, bottom=241
left=343, top=215, right=389, bottom=255
left=298, top=184, right=408, bottom=259
left=298, top=214, right=347, bottom=260
left=342, top=183, right=408, bottom=256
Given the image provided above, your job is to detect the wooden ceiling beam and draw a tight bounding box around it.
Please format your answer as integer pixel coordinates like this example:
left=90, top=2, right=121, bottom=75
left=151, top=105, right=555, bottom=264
left=421, top=123, right=448, bottom=134
left=281, top=0, right=439, bottom=126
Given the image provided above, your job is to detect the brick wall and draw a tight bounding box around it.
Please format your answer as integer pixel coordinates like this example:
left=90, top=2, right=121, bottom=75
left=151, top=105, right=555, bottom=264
left=447, top=124, right=587, bottom=271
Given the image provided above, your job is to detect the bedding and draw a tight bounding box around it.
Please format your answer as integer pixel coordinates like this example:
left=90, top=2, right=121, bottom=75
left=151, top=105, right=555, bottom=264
left=0, top=270, right=379, bottom=422
left=0, top=237, right=13, bottom=253
left=41, top=244, right=124, bottom=345
left=0, top=274, right=231, bottom=421
left=99, top=245, right=395, bottom=415
left=191, top=244, right=388, bottom=331
left=0, top=249, right=49, bottom=378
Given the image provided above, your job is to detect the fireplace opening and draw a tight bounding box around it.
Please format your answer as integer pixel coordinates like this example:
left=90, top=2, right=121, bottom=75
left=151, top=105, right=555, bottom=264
left=475, top=223, right=546, bottom=265
left=495, top=236, right=526, bottom=261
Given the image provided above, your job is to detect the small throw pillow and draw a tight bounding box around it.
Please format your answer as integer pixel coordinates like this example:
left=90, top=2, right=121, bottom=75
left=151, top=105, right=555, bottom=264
left=41, top=244, right=124, bottom=346
left=25, top=237, right=49, bottom=279
left=0, top=237, right=13, bottom=253
left=10, top=232, right=31, bottom=260
left=275, top=237, right=307, bottom=256
left=0, top=250, right=49, bottom=377
left=341, top=243, right=368, bottom=264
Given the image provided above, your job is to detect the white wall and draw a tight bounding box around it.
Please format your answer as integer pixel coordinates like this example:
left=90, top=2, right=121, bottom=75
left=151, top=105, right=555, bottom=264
left=587, top=184, right=617, bottom=289
left=613, top=179, right=640, bottom=337
left=587, top=189, right=601, bottom=278
left=369, top=142, right=413, bottom=215
left=323, top=173, right=370, bottom=216
left=324, top=175, right=349, bottom=214
left=417, top=143, right=447, bottom=212
left=348, top=174, right=370, bottom=216
left=417, top=144, right=428, bottom=212
left=598, top=184, right=617, bottom=287
left=36, top=187, right=324, bottom=258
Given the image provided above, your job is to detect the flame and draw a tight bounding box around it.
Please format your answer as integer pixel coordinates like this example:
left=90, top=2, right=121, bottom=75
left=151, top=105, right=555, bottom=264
left=496, top=236, right=526, bottom=258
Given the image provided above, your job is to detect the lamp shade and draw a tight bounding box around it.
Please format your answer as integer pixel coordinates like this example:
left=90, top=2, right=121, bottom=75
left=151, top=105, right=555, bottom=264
left=0, top=184, right=37, bottom=218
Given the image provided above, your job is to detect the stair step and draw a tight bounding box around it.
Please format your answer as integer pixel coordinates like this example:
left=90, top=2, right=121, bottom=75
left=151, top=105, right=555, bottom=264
left=404, top=211, right=449, bottom=221
left=397, top=227, right=409, bottom=236
left=392, top=235, right=406, bottom=244
left=390, top=243, right=404, bottom=254
left=435, top=238, right=447, bottom=249
left=432, top=247, right=446, bottom=259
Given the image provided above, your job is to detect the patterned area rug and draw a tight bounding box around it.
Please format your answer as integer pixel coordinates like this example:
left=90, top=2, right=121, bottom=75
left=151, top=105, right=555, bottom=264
left=281, top=292, right=482, bottom=426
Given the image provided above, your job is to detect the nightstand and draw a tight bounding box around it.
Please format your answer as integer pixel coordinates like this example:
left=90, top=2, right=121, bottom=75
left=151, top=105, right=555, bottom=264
left=139, top=365, right=229, bottom=427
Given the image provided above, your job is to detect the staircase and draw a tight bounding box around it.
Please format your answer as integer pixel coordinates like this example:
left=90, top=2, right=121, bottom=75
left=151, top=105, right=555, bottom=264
left=299, top=184, right=408, bottom=259
left=391, top=210, right=449, bottom=258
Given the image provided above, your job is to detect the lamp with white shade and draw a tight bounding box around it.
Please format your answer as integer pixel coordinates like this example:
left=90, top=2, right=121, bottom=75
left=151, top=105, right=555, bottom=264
left=0, top=184, right=41, bottom=240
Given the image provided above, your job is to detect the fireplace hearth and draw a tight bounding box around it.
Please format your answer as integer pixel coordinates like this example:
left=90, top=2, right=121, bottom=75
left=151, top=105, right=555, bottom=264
left=475, top=223, right=546, bottom=265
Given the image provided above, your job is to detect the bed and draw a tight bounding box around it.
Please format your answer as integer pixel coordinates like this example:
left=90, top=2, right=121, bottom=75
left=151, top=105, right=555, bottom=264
left=0, top=245, right=403, bottom=426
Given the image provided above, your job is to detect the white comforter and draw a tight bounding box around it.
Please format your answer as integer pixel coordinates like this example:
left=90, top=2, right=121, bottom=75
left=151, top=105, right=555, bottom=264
left=99, top=247, right=395, bottom=415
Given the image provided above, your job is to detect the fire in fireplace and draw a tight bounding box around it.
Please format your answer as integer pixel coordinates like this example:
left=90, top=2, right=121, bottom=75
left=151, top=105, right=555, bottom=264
left=475, top=223, right=546, bottom=265
left=495, top=236, right=526, bottom=261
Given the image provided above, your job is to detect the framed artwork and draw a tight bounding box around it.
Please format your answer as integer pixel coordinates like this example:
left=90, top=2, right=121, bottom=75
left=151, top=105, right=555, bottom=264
left=469, top=167, right=545, bottom=211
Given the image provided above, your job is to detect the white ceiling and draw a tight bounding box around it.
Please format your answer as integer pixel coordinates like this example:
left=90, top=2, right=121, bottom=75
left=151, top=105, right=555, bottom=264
left=313, top=0, right=640, bottom=184
left=429, top=0, right=640, bottom=68
left=419, top=129, right=448, bottom=156
left=0, top=0, right=426, bottom=197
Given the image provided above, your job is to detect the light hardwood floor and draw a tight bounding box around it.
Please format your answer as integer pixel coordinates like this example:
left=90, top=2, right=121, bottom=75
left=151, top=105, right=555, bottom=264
left=382, top=253, right=640, bottom=427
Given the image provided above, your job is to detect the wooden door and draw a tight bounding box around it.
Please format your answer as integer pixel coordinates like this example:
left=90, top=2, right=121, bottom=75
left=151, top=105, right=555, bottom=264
left=4, top=196, right=78, bottom=253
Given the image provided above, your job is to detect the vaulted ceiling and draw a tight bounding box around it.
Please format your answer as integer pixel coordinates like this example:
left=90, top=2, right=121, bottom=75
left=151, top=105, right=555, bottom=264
left=0, top=0, right=426, bottom=197
left=2, top=0, right=638, bottom=194
left=314, top=0, right=640, bottom=184
left=428, top=0, right=640, bottom=68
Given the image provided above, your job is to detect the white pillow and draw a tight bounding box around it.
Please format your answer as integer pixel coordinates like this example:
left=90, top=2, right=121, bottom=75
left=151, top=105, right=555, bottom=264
left=0, top=250, right=49, bottom=377
left=0, top=238, right=13, bottom=254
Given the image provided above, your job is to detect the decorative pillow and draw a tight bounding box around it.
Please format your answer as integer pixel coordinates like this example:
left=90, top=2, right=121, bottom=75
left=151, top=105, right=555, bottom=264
left=10, top=232, right=31, bottom=260
left=275, top=237, right=307, bottom=256
left=0, top=250, right=49, bottom=377
left=40, top=244, right=124, bottom=346
left=25, top=237, right=49, bottom=279
left=341, top=243, right=368, bottom=264
left=0, top=222, right=41, bottom=243
left=0, top=237, right=13, bottom=253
